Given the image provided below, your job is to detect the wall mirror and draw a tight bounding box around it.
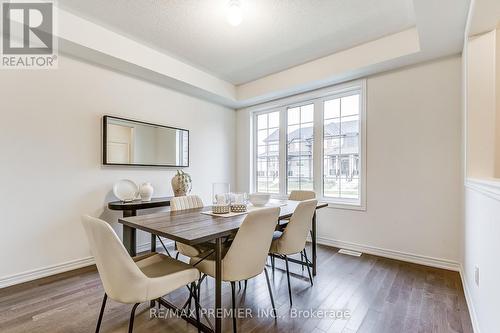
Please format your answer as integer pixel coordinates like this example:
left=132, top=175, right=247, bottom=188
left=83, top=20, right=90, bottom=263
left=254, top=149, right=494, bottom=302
left=103, top=116, right=189, bottom=167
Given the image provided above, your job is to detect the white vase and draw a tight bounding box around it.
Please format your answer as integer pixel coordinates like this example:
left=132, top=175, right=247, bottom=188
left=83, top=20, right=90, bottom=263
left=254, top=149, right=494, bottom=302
left=139, top=182, right=154, bottom=201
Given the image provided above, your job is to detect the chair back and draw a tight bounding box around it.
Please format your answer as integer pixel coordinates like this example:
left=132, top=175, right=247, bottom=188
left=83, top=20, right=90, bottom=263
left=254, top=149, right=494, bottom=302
left=289, top=190, right=316, bottom=201
left=276, top=199, right=317, bottom=254
left=222, top=207, right=280, bottom=281
left=171, top=195, right=204, bottom=211
left=81, top=215, right=147, bottom=303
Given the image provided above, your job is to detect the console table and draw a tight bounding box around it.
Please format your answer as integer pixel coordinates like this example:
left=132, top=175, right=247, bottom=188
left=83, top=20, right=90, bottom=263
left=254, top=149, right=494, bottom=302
left=108, top=196, right=173, bottom=256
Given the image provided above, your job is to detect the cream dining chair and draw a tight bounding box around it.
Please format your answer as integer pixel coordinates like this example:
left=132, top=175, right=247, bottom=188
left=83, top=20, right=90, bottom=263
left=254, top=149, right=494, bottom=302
left=190, top=207, right=280, bottom=333
left=171, top=195, right=212, bottom=259
left=273, top=190, right=317, bottom=269
left=268, top=199, right=317, bottom=306
left=290, top=190, right=316, bottom=267
left=81, top=215, right=201, bottom=333
left=288, top=190, right=316, bottom=201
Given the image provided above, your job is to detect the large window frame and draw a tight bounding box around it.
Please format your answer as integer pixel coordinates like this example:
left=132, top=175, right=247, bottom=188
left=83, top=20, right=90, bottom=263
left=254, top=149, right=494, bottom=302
left=251, top=80, right=367, bottom=210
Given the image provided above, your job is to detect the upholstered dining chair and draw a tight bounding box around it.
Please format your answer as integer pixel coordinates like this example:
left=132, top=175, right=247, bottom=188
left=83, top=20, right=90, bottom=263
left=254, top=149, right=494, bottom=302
left=288, top=190, right=316, bottom=201
left=268, top=199, right=318, bottom=306
left=190, top=207, right=280, bottom=333
left=284, top=190, right=316, bottom=267
left=170, top=195, right=212, bottom=259
left=81, top=215, right=201, bottom=333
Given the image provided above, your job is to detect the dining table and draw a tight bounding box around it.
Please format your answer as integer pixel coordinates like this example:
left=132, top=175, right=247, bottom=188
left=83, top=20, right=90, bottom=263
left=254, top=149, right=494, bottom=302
left=118, top=199, right=328, bottom=333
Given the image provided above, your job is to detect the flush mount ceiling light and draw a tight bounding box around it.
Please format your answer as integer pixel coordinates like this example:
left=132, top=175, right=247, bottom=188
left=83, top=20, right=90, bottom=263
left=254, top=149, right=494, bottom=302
left=226, top=0, right=243, bottom=26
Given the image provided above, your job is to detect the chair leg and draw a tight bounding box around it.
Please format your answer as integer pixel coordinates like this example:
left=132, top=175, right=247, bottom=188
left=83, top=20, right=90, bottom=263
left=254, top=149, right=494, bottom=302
left=303, top=248, right=313, bottom=286
left=271, top=255, right=275, bottom=273
left=231, top=281, right=237, bottom=333
left=95, top=293, right=107, bottom=333
left=181, top=284, right=196, bottom=311
left=181, top=289, right=192, bottom=310
left=301, top=251, right=304, bottom=271
left=175, top=252, right=180, bottom=260
left=263, top=268, right=276, bottom=318
left=157, top=236, right=172, bottom=257
left=238, top=281, right=241, bottom=290
left=284, top=255, right=293, bottom=307
left=197, top=274, right=206, bottom=303
left=128, top=303, right=140, bottom=333
left=194, top=276, right=214, bottom=332
left=244, top=279, right=247, bottom=290
left=190, top=282, right=201, bottom=333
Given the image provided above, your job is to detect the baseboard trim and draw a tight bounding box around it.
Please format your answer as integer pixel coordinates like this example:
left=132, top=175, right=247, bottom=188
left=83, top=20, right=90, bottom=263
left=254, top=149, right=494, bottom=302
left=316, top=237, right=461, bottom=271
left=459, top=264, right=481, bottom=333
left=0, top=239, right=174, bottom=289
left=0, top=256, right=95, bottom=289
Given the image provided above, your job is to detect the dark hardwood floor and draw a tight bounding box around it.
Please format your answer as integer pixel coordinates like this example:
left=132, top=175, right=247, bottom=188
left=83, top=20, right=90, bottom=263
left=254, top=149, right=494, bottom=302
left=0, top=244, right=473, bottom=333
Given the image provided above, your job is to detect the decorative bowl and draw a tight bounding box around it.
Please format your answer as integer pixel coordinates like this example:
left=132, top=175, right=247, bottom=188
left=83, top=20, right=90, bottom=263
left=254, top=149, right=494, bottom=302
left=231, top=204, right=247, bottom=213
left=248, top=193, right=271, bottom=207
left=212, top=204, right=230, bottom=214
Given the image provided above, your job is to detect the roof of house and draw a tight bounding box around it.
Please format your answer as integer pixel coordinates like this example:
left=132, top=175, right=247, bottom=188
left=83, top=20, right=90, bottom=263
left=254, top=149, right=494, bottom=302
left=260, top=120, right=359, bottom=157
left=265, top=119, right=358, bottom=143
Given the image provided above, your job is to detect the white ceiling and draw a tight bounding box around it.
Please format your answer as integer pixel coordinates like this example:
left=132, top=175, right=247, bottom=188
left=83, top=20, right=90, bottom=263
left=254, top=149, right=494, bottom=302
left=59, top=0, right=416, bottom=85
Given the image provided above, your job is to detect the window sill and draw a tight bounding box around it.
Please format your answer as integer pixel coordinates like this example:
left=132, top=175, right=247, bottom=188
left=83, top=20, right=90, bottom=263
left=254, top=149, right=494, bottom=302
left=322, top=200, right=366, bottom=212
left=267, top=194, right=366, bottom=211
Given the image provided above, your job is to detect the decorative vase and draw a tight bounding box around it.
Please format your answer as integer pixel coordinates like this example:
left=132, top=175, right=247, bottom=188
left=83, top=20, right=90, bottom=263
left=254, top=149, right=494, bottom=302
left=139, top=182, right=154, bottom=201
left=171, top=170, right=192, bottom=197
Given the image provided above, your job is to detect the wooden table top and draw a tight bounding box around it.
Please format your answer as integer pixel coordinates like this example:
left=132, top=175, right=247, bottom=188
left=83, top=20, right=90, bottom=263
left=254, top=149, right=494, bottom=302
left=118, top=200, right=328, bottom=245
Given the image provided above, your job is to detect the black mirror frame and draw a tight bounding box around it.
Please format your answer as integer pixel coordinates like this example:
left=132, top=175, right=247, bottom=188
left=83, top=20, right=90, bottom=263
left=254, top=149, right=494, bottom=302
left=102, top=115, right=189, bottom=168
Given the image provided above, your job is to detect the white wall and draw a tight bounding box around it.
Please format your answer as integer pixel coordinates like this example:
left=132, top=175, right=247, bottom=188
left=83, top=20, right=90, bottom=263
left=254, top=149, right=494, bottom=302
left=466, top=30, right=498, bottom=178
left=0, top=54, right=235, bottom=284
left=463, top=185, right=500, bottom=333
left=236, top=56, right=463, bottom=264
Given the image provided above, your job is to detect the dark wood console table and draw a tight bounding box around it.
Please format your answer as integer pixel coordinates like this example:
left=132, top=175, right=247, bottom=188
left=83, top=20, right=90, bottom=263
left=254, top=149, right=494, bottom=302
left=108, top=196, right=173, bottom=256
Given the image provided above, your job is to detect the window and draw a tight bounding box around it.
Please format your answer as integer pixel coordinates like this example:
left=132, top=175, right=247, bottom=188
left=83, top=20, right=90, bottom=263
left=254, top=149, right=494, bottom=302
left=256, top=111, right=280, bottom=193
left=252, top=81, right=366, bottom=209
left=287, top=104, right=314, bottom=193
left=323, top=94, right=360, bottom=200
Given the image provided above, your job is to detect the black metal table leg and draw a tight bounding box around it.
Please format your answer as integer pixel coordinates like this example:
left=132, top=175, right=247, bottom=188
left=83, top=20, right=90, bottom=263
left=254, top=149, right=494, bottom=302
left=312, top=211, right=317, bottom=276
left=122, top=210, right=137, bottom=257
left=158, top=298, right=213, bottom=333
left=215, top=237, right=223, bottom=333
left=150, top=234, right=156, bottom=252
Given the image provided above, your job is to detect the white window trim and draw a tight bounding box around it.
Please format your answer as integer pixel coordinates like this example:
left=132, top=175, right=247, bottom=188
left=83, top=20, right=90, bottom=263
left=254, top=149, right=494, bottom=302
left=251, top=80, right=367, bottom=211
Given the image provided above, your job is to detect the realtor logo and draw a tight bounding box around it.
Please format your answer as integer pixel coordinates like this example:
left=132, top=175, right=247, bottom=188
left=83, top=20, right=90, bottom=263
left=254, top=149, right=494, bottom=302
left=1, top=1, right=57, bottom=68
